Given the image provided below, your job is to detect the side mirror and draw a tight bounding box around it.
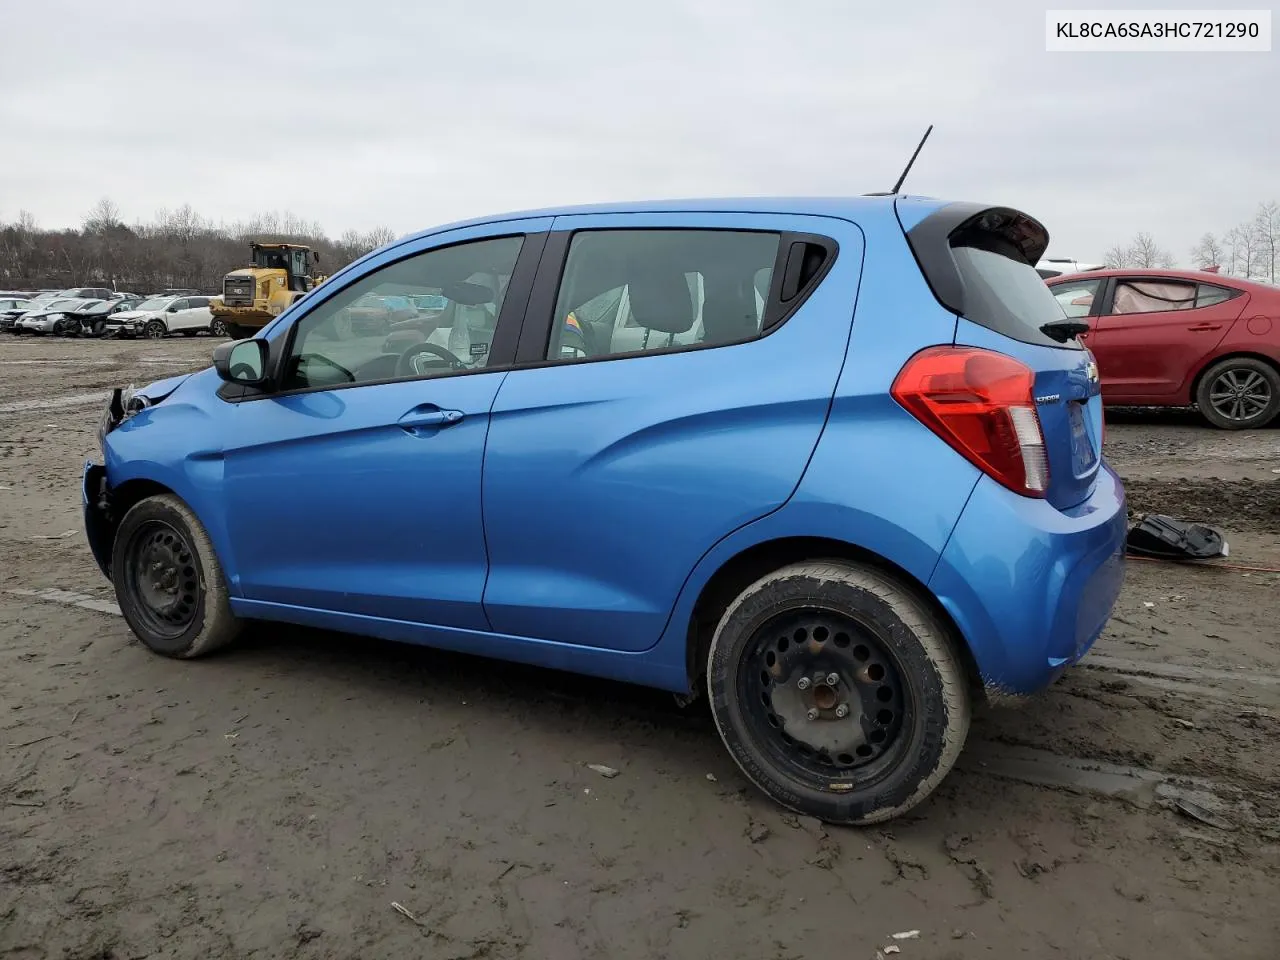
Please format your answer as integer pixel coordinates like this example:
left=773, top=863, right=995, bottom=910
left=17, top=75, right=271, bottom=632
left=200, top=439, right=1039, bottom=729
left=213, top=338, right=269, bottom=386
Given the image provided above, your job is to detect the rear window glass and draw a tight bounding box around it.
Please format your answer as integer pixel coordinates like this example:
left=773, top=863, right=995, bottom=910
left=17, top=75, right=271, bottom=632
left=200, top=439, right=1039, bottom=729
left=950, top=242, right=1081, bottom=350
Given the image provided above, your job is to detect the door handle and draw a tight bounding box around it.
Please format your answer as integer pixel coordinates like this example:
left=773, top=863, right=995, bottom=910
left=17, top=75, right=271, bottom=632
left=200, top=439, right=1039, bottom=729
left=398, top=404, right=464, bottom=432
left=1188, top=324, right=1222, bottom=332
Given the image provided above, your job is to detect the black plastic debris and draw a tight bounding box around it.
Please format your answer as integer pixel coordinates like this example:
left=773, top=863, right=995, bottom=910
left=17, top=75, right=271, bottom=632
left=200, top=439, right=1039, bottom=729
left=1126, top=514, right=1228, bottom=562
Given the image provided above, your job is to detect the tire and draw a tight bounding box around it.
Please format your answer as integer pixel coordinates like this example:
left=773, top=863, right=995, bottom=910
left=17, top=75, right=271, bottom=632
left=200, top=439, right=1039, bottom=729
left=1196, top=357, right=1280, bottom=430
left=209, top=318, right=227, bottom=337
left=707, top=560, right=970, bottom=826
left=110, top=494, right=242, bottom=659
left=144, top=320, right=167, bottom=340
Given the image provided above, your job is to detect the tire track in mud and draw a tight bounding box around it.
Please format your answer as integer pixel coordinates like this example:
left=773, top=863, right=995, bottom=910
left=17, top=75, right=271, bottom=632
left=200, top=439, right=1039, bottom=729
left=8, top=583, right=1278, bottom=832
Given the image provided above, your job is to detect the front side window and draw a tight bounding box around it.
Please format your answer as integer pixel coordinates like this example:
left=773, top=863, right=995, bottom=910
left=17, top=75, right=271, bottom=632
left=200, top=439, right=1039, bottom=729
left=281, top=235, right=524, bottom=392
left=1109, top=279, right=1196, bottom=315
left=1050, top=278, right=1101, bottom=318
left=545, top=229, right=779, bottom=362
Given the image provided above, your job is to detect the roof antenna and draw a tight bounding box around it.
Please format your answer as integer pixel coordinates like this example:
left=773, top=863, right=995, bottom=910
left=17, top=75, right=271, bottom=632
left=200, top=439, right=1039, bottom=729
left=890, top=124, right=933, bottom=194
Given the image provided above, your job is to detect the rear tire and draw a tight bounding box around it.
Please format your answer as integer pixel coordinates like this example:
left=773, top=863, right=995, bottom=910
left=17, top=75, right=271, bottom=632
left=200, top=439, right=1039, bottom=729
left=1196, top=357, right=1280, bottom=430
left=111, top=494, right=241, bottom=659
left=707, top=560, right=970, bottom=825
left=209, top=318, right=227, bottom=337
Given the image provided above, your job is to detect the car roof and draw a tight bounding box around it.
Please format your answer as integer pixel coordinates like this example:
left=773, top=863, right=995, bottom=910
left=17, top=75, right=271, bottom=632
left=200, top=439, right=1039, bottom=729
left=392, top=194, right=940, bottom=245
left=1046, top=267, right=1277, bottom=293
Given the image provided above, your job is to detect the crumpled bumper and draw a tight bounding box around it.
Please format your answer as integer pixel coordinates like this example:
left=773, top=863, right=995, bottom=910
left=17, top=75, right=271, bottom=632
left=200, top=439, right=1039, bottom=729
left=82, top=460, right=113, bottom=578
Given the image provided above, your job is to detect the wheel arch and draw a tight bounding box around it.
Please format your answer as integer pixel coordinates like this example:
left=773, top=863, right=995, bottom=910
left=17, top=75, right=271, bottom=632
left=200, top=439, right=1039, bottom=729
left=1187, top=350, right=1280, bottom=405
left=100, top=478, right=234, bottom=589
left=682, top=535, right=981, bottom=700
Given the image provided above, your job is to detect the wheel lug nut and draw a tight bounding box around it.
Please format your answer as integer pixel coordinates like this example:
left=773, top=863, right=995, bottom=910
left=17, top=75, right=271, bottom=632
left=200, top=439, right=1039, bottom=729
left=796, top=677, right=811, bottom=690
left=806, top=708, right=819, bottom=721
left=826, top=673, right=839, bottom=686
left=835, top=704, right=849, bottom=719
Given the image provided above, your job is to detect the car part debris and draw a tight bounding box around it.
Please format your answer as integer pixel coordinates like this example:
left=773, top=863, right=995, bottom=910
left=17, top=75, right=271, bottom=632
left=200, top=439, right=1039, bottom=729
left=1126, top=514, right=1228, bottom=562
left=586, top=763, right=619, bottom=778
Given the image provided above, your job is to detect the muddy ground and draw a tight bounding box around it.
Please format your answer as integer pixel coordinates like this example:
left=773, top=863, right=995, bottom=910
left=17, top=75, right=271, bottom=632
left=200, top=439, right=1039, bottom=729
left=1, top=335, right=1277, bottom=960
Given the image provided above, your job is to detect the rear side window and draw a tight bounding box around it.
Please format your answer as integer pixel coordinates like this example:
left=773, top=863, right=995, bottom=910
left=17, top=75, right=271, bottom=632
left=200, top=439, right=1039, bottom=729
left=906, top=205, right=1079, bottom=349
left=1196, top=283, right=1238, bottom=308
left=544, top=230, right=782, bottom=362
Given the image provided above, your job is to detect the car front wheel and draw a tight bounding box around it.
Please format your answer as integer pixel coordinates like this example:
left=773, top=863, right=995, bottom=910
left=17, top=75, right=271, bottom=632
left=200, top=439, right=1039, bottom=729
left=111, top=494, right=242, bottom=659
left=1196, top=357, right=1280, bottom=430
left=707, top=560, right=970, bottom=825
left=144, top=320, right=167, bottom=339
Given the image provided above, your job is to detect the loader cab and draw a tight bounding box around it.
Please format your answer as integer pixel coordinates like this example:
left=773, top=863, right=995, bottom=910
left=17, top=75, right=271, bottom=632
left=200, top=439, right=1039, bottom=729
left=250, top=243, right=317, bottom=293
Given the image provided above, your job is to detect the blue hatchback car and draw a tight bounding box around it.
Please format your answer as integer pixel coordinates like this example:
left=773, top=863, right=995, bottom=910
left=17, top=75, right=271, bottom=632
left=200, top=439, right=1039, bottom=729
left=84, top=196, right=1126, bottom=824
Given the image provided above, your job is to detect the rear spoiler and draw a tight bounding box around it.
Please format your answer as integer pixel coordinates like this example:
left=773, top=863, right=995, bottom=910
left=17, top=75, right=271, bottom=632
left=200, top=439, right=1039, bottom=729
left=897, top=200, right=1051, bottom=317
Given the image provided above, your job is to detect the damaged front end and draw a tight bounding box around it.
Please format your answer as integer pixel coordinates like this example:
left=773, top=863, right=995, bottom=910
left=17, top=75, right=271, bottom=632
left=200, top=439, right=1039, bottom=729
left=84, top=376, right=191, bottom=577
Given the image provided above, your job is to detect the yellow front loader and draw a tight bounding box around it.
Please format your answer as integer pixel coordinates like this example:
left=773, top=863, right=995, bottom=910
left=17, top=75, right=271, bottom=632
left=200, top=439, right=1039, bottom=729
left=211, top=242, right=327, bottom=339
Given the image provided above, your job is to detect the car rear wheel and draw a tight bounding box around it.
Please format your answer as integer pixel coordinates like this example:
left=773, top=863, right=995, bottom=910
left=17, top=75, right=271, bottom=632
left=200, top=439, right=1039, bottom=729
left=707, top=560, right=970, bottom=825
left=111, top=494, right=242, bottom=659
left=209, top=318, right=227, bottom=337
left=144, top=320, right=167, bottom=340
left=1196, top=357, right=1280, bottom=430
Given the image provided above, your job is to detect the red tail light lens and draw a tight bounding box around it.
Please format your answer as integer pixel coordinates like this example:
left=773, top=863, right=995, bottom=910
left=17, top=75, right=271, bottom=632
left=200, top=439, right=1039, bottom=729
left=891, top=346, right=1050, bottom=497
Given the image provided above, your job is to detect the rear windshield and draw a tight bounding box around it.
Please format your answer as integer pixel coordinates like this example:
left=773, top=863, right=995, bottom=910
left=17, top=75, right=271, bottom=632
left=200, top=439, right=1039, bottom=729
left=950, top=240, right=1080, bottom=350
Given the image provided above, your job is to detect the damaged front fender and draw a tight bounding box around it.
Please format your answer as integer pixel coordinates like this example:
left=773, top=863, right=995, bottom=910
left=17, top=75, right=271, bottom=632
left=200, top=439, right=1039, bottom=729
left=82, top=460, right=114, bottom=578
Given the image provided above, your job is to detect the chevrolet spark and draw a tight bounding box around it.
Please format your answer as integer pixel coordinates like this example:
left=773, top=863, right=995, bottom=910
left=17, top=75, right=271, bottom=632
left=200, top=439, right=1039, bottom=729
left=84, top=196, right=1126, bottom=825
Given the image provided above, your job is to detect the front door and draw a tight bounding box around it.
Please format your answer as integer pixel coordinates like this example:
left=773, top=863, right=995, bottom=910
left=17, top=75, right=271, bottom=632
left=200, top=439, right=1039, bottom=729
left=1091, top=277, right=1248, bottom=401
left=220, top=225, right=546, bottom=628
left=481, top=212, right=863, bottom=652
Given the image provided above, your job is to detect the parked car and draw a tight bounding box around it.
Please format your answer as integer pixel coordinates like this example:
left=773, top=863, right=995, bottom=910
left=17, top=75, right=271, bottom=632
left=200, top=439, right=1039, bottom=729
left=66, top=296, right=146, bottom=337
left=11, top=298, right=91, bottom=334
left=1036, top=258, right=1104, bottom=279
left=54, top=287, right=120, bottom=301
left=103, top=295, right=218, bottom=339
left=0, top=296, right=31, bottom=316
left=1045, top=268, right=1280, bottom=429
left=85, top=195, right=1126, bottom=826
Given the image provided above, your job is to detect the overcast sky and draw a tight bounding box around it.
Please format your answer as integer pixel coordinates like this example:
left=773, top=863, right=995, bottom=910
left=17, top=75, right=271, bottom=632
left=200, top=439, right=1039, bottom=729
left=1, top=0, right=1275, bottom=262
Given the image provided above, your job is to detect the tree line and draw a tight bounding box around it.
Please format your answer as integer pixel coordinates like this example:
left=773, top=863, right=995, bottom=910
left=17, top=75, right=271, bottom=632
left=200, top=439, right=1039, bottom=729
left=0, top=197, right=398, bottom=294
left=1104, top=201, right=1279, bottom=283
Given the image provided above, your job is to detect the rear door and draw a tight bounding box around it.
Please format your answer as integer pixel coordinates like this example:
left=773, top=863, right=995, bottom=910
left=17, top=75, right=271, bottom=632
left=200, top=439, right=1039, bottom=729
left=480, top=212, right=862, bottom=652
left=1091, top=277, right=1247, bottom=401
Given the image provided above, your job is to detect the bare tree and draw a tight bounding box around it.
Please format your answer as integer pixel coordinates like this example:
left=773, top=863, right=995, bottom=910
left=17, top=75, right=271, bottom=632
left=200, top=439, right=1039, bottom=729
left=1254, top=201, right=1278, bottom=283
left=82, top=197, right=122, bottom=235
left=1128, top=232, right=1174, bottom=268
left=1190, top=232, right=1224, bottom=270
left=1103, top=243, right=1131, bottom=268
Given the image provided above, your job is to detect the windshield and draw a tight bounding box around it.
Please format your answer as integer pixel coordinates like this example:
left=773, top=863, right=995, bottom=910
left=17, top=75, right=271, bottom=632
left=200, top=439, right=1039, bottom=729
left=136, top=297, right=173, bottom=311
left=36, top=299, right=78, bottom=312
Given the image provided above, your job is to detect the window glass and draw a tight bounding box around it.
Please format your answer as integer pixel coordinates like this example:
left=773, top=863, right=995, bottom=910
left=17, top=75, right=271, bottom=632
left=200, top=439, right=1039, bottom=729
left=1050, top=278, right=1100, bottom=318
left=281, top=235, right=524, bottom=391
left=1195, top=283, right=1234, bottom=308
left=169, top=299, right=189, bottom=311
left=1110, top=280, right=1196, bottom=315
left=545, top=230, right=779, bottom=362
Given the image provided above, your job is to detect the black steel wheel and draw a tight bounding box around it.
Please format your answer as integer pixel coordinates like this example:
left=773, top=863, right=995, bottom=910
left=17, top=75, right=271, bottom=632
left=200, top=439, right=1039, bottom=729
left=1196, top=357, right=1280, bottom=430
left=708, top=561, right=970, bottom=825
left=111, top=494, right=242, bottom=658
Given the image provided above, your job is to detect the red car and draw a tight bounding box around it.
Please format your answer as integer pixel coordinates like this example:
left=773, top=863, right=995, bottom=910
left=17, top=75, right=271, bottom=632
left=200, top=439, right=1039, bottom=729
left=1045, top=268, right=1280, bottom=429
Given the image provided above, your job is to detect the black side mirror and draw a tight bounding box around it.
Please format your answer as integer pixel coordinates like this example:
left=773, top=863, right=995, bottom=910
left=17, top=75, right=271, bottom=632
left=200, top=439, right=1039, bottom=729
left=213, top=338, right=270, bottom=386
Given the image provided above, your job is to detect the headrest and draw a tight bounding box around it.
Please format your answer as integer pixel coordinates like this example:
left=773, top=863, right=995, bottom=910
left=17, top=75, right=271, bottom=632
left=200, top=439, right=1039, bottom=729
left=627, top=266, right=694, bottom=335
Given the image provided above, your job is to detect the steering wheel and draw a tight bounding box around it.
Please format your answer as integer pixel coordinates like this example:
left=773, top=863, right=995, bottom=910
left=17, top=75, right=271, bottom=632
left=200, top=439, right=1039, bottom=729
left=395, top=341, right=468, bottom=378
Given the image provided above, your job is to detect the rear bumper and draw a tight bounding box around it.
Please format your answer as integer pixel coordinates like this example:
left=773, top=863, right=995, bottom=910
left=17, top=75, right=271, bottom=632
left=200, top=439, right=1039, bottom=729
left=929, top=463, right=1127, bottom=699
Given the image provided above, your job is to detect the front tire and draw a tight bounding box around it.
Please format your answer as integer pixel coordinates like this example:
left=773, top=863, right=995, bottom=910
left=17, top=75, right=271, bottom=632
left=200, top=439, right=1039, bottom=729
left=1196, top=357, right=1280, bottom=430
left=707, top=561, right=970, bottom=825
left=144, top=320, right=167, bottom=340
left=110, top=494, right=242, bottom=659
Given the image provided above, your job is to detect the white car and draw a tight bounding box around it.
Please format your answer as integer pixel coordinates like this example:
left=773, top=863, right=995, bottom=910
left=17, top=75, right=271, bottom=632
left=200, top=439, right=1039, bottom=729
left=15, top=298, right=95, bottom=335
left=104, top=295, right=218, bottom=339
left=1036, top=258, right=1105, bottom=279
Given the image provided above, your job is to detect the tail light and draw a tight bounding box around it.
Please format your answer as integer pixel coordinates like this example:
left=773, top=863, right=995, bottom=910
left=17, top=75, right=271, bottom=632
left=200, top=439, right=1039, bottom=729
left=891, top=346, right=1049, bottom=497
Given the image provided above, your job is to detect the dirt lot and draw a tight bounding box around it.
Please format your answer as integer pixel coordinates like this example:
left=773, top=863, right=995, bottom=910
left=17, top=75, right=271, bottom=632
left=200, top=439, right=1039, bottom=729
left=2, top=336, right=1278, bottom=960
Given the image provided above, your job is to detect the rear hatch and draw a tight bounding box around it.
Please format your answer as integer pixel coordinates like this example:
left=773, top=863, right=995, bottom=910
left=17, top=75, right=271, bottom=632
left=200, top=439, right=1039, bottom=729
left=900, top=202, right=1102, bottom=511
